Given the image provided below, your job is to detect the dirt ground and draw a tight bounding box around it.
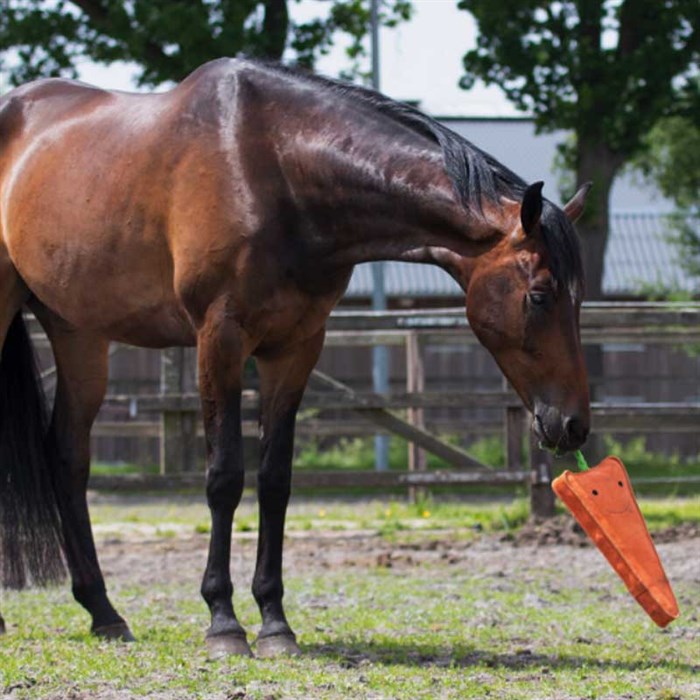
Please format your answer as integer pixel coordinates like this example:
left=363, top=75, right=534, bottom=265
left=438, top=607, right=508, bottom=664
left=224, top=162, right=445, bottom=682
left=94, top=515, right=700, bottom=600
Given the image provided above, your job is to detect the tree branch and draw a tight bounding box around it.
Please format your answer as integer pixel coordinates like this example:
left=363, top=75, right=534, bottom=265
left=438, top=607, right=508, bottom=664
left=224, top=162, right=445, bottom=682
left=68, top=0, right=173, bottom=78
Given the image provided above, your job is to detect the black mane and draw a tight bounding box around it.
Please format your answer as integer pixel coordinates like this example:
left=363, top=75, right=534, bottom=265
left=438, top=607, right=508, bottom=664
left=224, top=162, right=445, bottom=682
left=248, top=59, right=585, bottom=300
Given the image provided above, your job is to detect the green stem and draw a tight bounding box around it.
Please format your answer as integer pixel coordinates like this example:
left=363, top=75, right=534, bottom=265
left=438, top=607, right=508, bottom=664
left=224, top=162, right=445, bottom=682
left=575, top=450, right=590, bottom=471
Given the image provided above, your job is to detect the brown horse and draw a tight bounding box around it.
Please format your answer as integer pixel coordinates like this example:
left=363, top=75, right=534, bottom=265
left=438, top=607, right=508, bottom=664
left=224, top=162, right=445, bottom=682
left=0, top=58, right=590, bottom=657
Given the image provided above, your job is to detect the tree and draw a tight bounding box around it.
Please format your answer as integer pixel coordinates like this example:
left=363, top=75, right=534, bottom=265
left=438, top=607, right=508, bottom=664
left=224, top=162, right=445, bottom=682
left=634, top=114, right=700, bottom=282
left=0, top=0, right=412, bottom=87
left=457, top=1, right=699, bottom=299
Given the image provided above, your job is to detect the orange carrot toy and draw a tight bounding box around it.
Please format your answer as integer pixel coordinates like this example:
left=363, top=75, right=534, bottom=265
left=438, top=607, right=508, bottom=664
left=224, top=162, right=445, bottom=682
left=552, top=453, right=679, bottom=628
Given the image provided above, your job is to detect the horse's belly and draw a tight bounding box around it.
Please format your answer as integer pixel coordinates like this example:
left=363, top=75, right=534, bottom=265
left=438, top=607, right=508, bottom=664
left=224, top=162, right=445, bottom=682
left=7, top=224, right=195, bottom=347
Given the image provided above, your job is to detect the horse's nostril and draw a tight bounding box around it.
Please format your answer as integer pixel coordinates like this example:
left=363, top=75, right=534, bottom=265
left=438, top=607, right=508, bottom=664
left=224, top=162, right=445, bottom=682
left=564, top=416, right=589, bottom=445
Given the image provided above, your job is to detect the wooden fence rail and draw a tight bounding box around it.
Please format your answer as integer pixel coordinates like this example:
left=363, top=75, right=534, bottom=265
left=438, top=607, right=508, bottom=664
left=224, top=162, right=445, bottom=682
left=26, top=302, right=700, bottom=517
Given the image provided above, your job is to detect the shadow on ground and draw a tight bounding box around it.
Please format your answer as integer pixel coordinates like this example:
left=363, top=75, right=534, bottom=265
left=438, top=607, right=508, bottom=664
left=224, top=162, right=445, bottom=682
left=304, top=640, right=699, bottom=675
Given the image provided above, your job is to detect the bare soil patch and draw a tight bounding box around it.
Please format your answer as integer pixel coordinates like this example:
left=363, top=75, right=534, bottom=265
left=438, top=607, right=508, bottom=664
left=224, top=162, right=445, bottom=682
left=94, top=520, right=700, bottom=593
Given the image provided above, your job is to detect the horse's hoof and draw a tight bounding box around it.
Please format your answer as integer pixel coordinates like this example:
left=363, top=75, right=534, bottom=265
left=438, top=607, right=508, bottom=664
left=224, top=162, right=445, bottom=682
left=206, top=634, right=253, bottom=659
left=255, top=634, right=302, bottom=658
left=93, top=622, right=136, bottom=642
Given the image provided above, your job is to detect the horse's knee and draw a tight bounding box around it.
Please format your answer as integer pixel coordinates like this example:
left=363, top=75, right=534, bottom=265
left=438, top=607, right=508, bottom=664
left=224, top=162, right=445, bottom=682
left=206, top=466, right=244, bottom=510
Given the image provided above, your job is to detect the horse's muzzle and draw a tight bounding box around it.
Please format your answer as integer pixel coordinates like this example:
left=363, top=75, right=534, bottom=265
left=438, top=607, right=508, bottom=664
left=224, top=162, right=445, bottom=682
left=533, top=406, right=590, bottom=453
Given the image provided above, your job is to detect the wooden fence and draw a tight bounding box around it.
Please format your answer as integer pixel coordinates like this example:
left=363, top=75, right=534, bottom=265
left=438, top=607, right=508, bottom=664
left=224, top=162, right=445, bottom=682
left=40, top=301, right=697, bottom=518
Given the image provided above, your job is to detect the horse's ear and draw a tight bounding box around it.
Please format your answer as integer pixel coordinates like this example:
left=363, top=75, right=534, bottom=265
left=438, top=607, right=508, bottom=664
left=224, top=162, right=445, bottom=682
left=520, top=181, right=544, bottom=236
left=563, top=182, right=592, bottom=223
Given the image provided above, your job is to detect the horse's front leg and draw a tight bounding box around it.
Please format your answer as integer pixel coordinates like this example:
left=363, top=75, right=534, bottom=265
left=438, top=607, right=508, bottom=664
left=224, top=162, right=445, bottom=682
left=197, top=302, right=252, bottom=657
left=252, top=329, right=325, bottom=658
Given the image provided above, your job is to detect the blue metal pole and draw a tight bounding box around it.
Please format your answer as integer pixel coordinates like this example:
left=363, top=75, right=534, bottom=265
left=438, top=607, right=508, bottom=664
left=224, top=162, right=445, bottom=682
left=372, top=264, right=389, bottom=471
left=370, top=0, right=389, bottom=471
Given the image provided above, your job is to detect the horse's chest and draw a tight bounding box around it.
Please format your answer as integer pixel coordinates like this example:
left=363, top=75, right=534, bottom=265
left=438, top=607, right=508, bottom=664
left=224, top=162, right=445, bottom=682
left=244, top=286, right=341, bottom=353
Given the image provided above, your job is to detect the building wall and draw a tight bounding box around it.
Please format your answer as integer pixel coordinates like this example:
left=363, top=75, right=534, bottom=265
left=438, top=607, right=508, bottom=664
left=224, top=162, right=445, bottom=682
left=440, top=118, right=672, bottom=212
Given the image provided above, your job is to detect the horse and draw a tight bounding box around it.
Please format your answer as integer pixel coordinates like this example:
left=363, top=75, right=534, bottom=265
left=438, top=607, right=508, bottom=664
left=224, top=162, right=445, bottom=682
left=0, top=58, right=590, bottom=657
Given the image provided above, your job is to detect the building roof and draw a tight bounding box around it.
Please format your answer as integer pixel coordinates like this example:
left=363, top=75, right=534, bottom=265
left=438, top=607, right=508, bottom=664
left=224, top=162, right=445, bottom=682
left=344, top=213, right=698, bottom=300
left=603, top=213, right=696, bottom=296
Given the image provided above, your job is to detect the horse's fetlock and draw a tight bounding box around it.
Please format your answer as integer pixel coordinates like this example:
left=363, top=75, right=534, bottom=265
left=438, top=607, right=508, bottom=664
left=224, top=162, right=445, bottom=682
left=201, top=576, right=233, bottom=606
left=252, top=575, right=283, bottom=607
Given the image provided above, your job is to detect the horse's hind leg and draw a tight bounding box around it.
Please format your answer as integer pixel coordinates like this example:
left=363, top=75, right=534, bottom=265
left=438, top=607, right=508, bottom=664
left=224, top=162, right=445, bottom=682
left=252, top=329, right=325, bottom=658
left=0, top=256, right=29, bottom=634
left=39, top=315, right=133, bottom=640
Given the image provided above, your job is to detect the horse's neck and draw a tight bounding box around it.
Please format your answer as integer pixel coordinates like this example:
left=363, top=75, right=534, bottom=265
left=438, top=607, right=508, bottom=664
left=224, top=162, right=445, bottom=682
left=284, top=132, right=496, bottom=280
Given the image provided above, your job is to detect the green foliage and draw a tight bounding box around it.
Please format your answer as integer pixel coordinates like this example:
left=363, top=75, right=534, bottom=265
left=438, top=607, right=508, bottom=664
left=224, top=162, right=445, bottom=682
left=635, top=114, right=700, bottom=211
left=602, top=435, right=699, bottom=477
left=91, top=461, right=159, bottom=476
left=632, top=113, right=700, bottom=282
left=458, top=1, right=699, bottom=149
left=670, top=213, right=700, bottom=280
left=295, top=434, right=505, bottom=470
left=0, top=0, right=414, bottom=87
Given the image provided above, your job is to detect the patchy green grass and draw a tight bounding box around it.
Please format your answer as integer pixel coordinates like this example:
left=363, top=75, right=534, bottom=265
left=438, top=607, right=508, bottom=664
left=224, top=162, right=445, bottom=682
left=87, top=493, right=700, bottom=538
left=2, top=567, right=698, bottom=700
left=1, top=496, right=698, bottom=699
left=91, top=461, right=159, bottom=477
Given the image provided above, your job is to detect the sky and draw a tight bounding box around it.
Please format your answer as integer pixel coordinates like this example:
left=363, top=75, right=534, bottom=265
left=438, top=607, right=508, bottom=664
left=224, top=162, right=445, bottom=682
left=75, top=0, right=518, bottom=117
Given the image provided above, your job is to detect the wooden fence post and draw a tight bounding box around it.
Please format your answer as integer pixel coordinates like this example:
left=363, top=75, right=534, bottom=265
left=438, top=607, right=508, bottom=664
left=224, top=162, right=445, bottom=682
left=529, top=433, right=555, bottom=518
left=406, top=331, right=427, bottom=502
left=505, top=391, right=526, bottom=471
left=160, top=347, right=199, bottom=474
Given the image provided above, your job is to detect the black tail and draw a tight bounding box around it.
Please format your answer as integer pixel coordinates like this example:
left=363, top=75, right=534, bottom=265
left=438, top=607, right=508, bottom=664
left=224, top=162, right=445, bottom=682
left=0, top=312, right=65, bottom=589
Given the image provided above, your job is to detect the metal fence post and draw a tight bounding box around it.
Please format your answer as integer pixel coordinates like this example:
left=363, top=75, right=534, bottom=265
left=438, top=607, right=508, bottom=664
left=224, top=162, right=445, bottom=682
left=160, top=347, right=198, bottom=474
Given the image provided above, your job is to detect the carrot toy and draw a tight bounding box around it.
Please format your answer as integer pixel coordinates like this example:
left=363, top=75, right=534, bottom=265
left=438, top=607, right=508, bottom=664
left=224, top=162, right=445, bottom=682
left=552, top=453, right=679, bottom=628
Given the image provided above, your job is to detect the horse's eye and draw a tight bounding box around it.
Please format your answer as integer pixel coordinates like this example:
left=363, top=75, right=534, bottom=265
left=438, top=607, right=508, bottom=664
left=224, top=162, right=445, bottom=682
left=528, top=290, right=549, bottom=307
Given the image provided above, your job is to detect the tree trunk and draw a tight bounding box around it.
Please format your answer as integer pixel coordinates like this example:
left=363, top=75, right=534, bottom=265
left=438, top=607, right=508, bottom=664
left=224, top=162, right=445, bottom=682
left=262, top=0, right=290, bottom=59
left=575, top=140, right=621, bottom=300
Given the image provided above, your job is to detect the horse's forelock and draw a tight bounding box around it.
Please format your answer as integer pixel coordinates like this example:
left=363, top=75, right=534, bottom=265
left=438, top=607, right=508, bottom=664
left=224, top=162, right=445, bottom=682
left=540, top=203, right=585, bottom=302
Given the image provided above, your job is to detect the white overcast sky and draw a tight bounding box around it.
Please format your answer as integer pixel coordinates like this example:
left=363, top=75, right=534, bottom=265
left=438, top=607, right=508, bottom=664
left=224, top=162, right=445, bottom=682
left=75, top=0, right=518, bottom=117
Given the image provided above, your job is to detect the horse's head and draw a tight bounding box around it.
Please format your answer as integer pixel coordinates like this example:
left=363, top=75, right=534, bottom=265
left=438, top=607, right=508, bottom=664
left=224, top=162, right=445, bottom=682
left=465, top=182, right=591, bottom=453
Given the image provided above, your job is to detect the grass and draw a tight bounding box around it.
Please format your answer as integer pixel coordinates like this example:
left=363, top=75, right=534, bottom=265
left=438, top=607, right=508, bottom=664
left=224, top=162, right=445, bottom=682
left=1, top=496, right=698, bottom=699
left=86, top=493, right=700, bottom=538
left=2, top=569, right=698, bottom=700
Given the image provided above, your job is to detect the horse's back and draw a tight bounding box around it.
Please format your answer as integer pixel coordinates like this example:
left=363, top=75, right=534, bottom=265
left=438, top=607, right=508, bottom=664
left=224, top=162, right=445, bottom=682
left=0, top=69, right=243, bottom=347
